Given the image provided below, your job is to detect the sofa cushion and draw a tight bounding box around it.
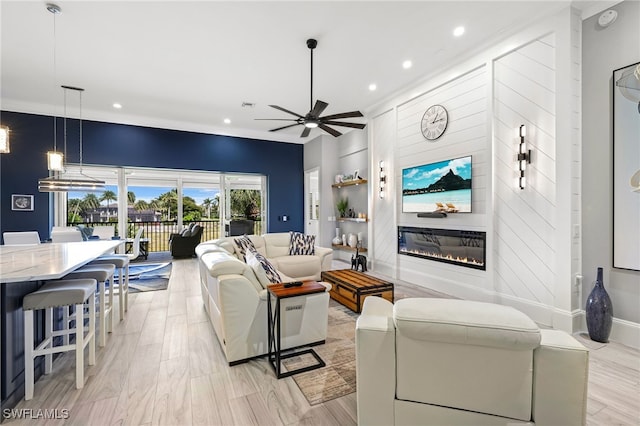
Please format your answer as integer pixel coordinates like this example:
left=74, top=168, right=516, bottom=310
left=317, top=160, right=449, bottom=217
left=289, top=231, right=315, bottom=255
left=271, top=255, right=321, bottom=281
left=233, top=235, right=255, bottom=261
left=262, top=233, right=291, bottom=258
left=246, top=249, right=281, bottom=287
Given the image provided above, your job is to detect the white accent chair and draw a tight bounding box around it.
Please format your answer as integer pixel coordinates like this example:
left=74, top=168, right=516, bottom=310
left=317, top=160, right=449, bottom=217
left=356, top=297, right=589, bottom=425
left=3, top=231, right=41, bottom=245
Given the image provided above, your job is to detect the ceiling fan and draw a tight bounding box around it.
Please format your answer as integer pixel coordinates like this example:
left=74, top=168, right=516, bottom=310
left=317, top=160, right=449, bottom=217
left=257, top=38, right=366, bottom=138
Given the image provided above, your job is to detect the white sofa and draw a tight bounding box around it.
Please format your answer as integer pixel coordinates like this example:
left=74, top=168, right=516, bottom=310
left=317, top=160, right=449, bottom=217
left=196, top=233, right=333, bottom=364
left=356, top=297, right=589, bottom=425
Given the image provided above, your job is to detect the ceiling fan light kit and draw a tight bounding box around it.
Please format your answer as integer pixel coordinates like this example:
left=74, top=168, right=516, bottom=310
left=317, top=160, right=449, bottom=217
left=258, top=38, right=366, bottom=138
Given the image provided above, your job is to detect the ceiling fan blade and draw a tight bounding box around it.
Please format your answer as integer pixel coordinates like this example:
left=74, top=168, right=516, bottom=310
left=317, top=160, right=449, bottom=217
left=300, top=127, right=312, bottom=138
left=323, top=120, right=367, bottom=129
left=254, top=118, right=299, bottom=121
left=310, top=100, right=329, bottom=117
left=319, top=123, right=342, bottom=137
left=270, top=123, right=302, bottom=132
left=320, top=111, right=364, bottom=120
left=269, top=105, right=304, bottom=118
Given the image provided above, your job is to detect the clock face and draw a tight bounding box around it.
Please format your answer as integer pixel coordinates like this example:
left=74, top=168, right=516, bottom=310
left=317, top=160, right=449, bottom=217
left=421, top=104, right=448, bottom=140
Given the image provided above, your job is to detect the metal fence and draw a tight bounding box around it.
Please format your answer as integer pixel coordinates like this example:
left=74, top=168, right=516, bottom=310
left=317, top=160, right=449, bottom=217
left=68, top=219, right=261, bottom=252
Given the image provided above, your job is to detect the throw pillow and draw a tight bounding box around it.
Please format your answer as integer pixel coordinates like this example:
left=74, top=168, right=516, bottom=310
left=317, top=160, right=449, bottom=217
left=289, top=231, right=315, bottom=255
left=233, top=235, right=256, bottom=261
left=246, top=249, right=281, bottom=287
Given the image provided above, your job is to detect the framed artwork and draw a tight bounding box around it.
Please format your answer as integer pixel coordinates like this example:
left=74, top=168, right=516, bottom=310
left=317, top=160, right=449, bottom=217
left=11, top=194, right=34, bottom=211
left=612, top=62, right=640, bottom=271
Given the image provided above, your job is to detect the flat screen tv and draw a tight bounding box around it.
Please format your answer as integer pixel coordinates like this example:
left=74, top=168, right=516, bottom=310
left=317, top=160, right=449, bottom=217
left=402, top=155, right=472, bottom=213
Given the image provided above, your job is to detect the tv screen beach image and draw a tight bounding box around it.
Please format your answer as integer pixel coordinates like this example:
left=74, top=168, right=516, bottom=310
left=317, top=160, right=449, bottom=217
left=402, top=156, right=472, bottom=213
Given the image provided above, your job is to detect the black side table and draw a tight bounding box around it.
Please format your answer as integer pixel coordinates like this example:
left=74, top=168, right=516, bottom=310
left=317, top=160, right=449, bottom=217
left=267, top=281, right=327, bottom=379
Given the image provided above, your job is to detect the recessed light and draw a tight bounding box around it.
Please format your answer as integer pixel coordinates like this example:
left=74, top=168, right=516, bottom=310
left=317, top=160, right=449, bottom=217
left=223, top=118, right=231, bottom=124
left=402, top=60, right=412, bottom=69
left=113, top=103, right=122, bottom=109
left=368, top=83, right=377, bottom=91
left=453, top=26, right=465, bottom=37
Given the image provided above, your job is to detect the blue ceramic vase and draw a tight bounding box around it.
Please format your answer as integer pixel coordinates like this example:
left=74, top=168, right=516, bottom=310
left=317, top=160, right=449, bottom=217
left=585, top=267, right=613, bottom=343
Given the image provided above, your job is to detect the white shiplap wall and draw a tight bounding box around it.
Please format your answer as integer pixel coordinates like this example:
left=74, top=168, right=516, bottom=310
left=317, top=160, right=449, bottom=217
left=395, top=66, right=490, bottom=296
left=493, top=34, right=557, bottom=322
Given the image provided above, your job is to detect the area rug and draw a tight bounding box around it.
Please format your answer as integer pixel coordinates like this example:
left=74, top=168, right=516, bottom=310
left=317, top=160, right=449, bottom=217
left=282, top=300, right=359, bottom=405
left=114, top=262, right=172, bottom=293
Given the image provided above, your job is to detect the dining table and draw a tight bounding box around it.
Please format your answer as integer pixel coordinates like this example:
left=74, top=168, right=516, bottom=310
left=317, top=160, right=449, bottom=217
left=0, top=239, right=123, bottom=410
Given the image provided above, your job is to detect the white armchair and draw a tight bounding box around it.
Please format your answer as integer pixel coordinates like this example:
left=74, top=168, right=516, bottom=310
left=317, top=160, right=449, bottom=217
left=356, top=297, right=589, bottom=425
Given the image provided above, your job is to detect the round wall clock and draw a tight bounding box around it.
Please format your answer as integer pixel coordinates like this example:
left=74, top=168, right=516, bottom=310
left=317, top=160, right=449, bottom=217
left=421, top=104, right=448, bottom=140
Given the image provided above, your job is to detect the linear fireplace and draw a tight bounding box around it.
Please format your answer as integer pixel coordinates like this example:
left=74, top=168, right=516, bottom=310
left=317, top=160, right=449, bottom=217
left=398, top=226, right=486, bottom=270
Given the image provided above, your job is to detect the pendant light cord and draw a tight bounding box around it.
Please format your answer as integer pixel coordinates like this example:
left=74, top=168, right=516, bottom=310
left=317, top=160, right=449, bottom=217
left=52, top=6, right=58, bottom=154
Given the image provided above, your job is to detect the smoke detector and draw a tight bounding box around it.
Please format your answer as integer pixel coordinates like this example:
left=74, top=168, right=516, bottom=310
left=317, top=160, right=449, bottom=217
left=598, top=9, right=617, bottom=27
left=241, top=102, right=255, bottom=108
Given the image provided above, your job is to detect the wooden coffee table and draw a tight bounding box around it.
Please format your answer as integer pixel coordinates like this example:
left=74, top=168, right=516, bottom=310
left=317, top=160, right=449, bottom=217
left=321, top=269, right=394, bottom=313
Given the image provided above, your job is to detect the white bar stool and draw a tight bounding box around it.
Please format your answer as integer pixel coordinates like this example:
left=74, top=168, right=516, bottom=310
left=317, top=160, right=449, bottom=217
left=64, top=264, right=115, bottom=347
left=23, top=278, right=97, bottom=400
left=89, top=255, right=130, bottom=321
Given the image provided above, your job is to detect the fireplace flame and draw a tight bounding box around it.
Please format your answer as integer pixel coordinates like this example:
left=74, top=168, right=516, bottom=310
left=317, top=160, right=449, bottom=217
left=399, top=248, right=484, bottom=267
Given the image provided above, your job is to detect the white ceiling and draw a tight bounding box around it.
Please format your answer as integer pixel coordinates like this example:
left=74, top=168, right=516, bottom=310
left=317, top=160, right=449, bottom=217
left=1, top=1, right=612, bottom=144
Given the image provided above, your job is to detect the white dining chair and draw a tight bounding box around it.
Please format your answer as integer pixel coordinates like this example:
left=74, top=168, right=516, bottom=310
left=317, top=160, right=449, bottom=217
left=3, top=231, right=41, bottom=245
left=127, top=228, right=144, bottom=261
left=51, top=227, right=83, bottom=243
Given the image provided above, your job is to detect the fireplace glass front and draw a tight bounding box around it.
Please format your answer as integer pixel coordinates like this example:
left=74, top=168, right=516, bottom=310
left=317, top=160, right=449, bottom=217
left=398, top=226, right=486, bottom=270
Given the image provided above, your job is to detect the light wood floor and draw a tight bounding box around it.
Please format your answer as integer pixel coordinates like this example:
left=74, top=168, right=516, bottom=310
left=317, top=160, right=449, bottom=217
left=4, top=258, right=639, bottom=425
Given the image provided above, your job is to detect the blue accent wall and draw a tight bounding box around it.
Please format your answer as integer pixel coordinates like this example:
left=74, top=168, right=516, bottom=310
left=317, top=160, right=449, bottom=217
left=0, top=111, right=304, bottom=239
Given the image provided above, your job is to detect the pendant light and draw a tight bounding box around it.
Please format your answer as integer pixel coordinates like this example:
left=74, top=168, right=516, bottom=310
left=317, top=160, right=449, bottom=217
left=46, top=3, right=64, bottom=171
left=39, top=86, right=105, bottom=192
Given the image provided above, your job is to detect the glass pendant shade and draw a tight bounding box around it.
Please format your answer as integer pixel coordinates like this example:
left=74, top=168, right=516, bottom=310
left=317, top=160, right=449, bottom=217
left=47, top=151, right=64, bottom=171
left=0, top=127, right=9, bottom=153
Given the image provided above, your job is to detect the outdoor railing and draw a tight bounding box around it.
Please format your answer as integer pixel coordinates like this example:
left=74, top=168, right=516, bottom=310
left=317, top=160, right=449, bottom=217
left=67, top=219, right=262, bottom=253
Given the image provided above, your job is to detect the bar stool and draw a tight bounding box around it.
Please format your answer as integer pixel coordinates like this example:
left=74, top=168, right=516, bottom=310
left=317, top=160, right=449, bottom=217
left=64, top=264, right=115, bottom=347
left=89, top=255, right=129, bottom=321
left=23, top=278, right=97, bottom=400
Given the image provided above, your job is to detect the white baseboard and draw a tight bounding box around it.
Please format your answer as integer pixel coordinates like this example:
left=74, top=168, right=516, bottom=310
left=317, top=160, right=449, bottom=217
left=575, top=311, right=640, bottom=349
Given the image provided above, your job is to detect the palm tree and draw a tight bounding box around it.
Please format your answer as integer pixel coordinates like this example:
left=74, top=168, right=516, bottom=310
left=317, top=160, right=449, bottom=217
left=156, top=189, right=177, bottom=221
left=134, top=200, right=149, bottom=211
left=100, top=190, right=117, bottom=220
left=202, top=198, right=213, bottom=219
left=83, top=193, right=101, bottom=222
left=127, top=191, right=136, bottom=205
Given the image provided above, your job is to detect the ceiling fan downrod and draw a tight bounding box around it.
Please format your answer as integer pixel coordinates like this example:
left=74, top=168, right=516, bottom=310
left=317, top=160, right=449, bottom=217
left=307, top=38, right=317, bottom=113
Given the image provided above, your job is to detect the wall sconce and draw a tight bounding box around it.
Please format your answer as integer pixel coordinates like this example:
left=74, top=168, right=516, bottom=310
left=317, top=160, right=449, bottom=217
left=517, top=124, right=531, bottom=189
left=0, top=126, right=10, bottom=153
left=379, top=160, right=386, bottom=198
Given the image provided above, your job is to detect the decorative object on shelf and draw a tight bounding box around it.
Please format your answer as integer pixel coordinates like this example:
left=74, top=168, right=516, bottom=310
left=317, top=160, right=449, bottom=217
left=353, top=169, right=361, bottom=180
left=336, top=197, right=348, bottom=218
left=332, top=228, right=342, bottom=245
left=517, top=124, right=532, bottom=189
left=342, top=234, right=347, bottom=246
left=11, top=194, right=34, bottom=211
left=379, top=160, right=386, bottom=198
left=335, top=174, right=343, bottom=184
left=0, top=126, right=10, bottom=153
left=350, top=242, right=367, bottom=272
left=357, top=232, right=363, bottom=243
left=421, top=104, right=448, bottom=140
left=348, top=233, right=358, bottom=248
left=586, top=267, right=613, bottom=343
left=257, top=38, right=366, bottom=138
